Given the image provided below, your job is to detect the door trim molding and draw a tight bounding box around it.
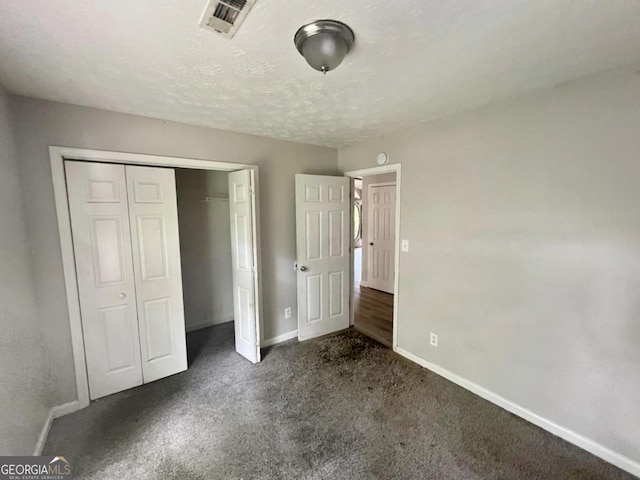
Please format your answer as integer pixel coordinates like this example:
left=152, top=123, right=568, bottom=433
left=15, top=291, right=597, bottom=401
left=368, top=181, right=396, bottom=187
left=49, top=146, right=263, bottom=413
left=344, top=163, right=401, bottom=352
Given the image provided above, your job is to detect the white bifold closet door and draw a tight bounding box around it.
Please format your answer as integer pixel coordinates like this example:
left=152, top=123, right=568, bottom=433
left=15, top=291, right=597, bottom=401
left=125, top=165, right=187, bottom=383
left=66, top=161, right=187, bottom=400
left=228, top=169, right=260, bottom=363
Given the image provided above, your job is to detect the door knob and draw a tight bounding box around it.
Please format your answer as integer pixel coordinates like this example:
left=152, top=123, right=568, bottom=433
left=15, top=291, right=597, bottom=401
left=369, top=242, right=374, bottom=246
left=299, top=266, right=308, bottom=272
left=118, top=293, right=127, bottom=300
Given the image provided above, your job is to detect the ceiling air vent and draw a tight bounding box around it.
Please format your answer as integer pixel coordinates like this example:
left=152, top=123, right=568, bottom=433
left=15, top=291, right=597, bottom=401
left=199, top=0, right=257, bottom=38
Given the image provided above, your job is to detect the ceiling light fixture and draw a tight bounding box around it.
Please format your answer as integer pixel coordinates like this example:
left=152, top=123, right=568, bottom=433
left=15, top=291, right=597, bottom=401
left=294, top=20, right=355, bottom=74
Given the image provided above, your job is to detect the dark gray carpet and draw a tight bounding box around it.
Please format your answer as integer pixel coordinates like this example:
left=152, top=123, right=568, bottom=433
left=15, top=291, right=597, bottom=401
left=44, top=323, right=633, bottom=479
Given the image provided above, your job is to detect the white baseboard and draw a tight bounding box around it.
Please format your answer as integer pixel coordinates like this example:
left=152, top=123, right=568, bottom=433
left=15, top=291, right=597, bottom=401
left=33, top=411, right=53, bottom=456
left=396, top=347, right=640, bottom=478
left=52, top=400, right=82, bottom=418
left=186, top=315, right=234, bottom=332
left=33, top=401, right=81, bottom=456
left=263, top=330, right=298, bottom=347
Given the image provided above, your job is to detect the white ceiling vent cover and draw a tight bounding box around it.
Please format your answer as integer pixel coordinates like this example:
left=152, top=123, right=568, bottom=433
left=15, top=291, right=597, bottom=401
left=199, top=0, right=257, bottom=38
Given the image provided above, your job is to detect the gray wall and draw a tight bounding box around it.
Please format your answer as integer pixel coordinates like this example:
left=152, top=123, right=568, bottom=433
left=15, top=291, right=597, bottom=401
left=339, top=67, right=640, bottom=463
left=176, top=169, right=234, bottom=331
left=0, top=85, right=51, bottom=454
left=361, top=172, right=396, bottom=284
left=11, top=96, right=339, bottom=405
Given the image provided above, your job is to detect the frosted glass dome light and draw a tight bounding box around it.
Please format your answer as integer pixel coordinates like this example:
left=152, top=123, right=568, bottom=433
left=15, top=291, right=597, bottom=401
left=294, top=20, right=355, bottom=74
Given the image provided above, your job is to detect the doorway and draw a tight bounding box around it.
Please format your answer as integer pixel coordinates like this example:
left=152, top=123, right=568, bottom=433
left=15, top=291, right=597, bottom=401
left=293, top=166, right=401, bottom=347
left=50, top=147, right=263, bottom=410
left=345, top=165, right=401, bottom=350
left=352, top=174, right=397, bottom=347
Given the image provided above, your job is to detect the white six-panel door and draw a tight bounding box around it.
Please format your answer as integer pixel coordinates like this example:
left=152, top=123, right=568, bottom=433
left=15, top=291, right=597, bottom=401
left=295, top=175, right=351, bottom=341
left=126, top=165, right=187, bottom=383
left=65, top=161, right=144, bottom=399
left=367, top=184, right=396, bottom=294
left=228, top=169, right=260, bottom=363
left=66, top=161, right=188, bottom=399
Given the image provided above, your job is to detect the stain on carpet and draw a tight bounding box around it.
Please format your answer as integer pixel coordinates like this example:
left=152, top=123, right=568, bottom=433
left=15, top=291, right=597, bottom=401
left=43, top=324, right=634, bottom=479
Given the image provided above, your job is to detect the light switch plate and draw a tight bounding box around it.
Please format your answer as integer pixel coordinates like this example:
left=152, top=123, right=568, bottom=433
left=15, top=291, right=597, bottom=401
left=401, top=239, right=409, bottom=252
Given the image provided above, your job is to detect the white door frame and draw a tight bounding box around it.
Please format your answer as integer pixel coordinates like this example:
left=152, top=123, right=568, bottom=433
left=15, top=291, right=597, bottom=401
left=50, top=146, right=264, bottom=411
left=343, top=164, right=401, bottom=352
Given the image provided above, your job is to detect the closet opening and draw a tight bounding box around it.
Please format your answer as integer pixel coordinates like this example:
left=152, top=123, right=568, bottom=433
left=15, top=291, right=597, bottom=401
left=175, top=168, right=235, bottom=366
left=50, top=147, right=262, bottom=409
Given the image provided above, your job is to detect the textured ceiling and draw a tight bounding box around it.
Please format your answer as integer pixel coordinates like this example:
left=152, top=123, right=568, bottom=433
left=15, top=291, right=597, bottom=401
left=1, top=1, right=640, bottom=148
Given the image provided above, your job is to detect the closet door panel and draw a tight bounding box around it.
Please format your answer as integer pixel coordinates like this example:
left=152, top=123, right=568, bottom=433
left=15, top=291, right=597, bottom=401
left=126, top=165, right=187, bottom=383
left=65, top=161, right=143, bottom=400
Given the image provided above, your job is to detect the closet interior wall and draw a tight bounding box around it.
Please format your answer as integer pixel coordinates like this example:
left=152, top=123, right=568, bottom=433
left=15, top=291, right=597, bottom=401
left=175, top=169, right=234, bottom=332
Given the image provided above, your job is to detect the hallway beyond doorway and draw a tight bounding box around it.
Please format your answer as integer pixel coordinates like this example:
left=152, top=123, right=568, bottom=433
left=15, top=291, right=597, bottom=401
left=353, top=247, right=394, bottom=347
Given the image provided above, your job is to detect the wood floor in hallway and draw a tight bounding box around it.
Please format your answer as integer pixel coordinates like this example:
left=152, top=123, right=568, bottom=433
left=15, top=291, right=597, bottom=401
left=354, top=282, right=394, bottom=347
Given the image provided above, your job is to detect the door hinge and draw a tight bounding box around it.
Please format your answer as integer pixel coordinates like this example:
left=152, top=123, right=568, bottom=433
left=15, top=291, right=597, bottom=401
left=248, top=186, right=255, bottom=195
